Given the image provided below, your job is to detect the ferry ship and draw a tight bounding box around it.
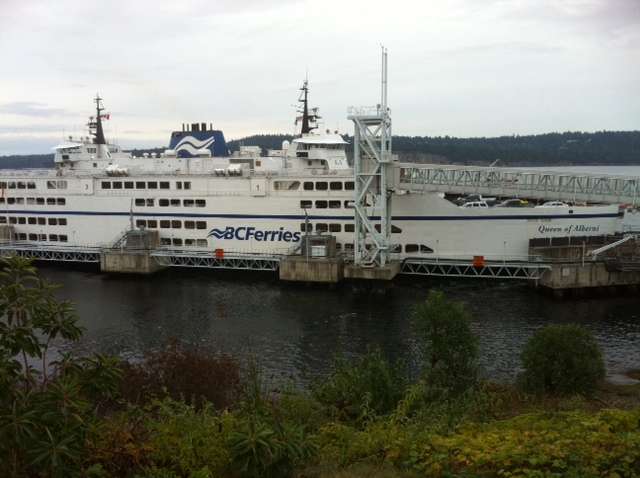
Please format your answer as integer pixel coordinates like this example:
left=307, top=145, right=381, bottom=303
left=0, top=85, right=624, bottom=261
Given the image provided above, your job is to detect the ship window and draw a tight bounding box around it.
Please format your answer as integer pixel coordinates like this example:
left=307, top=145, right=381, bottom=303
left=183, top=181, right=191, bottom=190
left=46, top=198, right=55, bottom=205
left=136, top=181, right=146, bottom=189
left=329, top=201, right=341, bottom=209
left=147, top=220, right=157, bottom=228
left=329, top=224, right=341, bottom=233
left=315, top=182, right=328, bottom=191
left=0, top=217, right=6, bottom=224
left=58, top=218, right=67, bottom=226
left=344, top=243, right=354, bottom=252
left=27, top=198, right=35, bottom=205
left=160, top=181, right=170, bottom=189
left=160, top=220, right=170, bottom=229
left=16, top=198, right=24, bottom=204
left=27, top=182, right=36, bottom=189
left=49, top=234, right=58, bottom=242
left=112, top=181, right=122, bottom=189
left=56, top=198, right=65, bottom=205
left=9, top=217, right=16, bottom=224
left=18, top=233, right=26, bottom=240
left=29, top=233, right=37, bottom=241
left=46, top=181, right=55, bottom=189
left=135, top=198, right=145, bottom=206
left=405, top=244, right=419, bottom=253
left=124, top=181, right=134, bottom=189
left=28, top=217, right=37, bottom=225
left=330, top=182, right=343, bottom=191
left=57, top=181, right=67, bottom=189
left=59, top=235, right=68, bottom=242
left=300, top=223, right=312, bottom=232
left=160, top=238, right=171, bottom=246
left=102, top=181, right=111, bottom=189
left=136, top=219, right=146, bottom=228
left=8, top=182, right=16, bottom=189
left=344, top=200, right=355, bottom=209
left=185, top=239, right=194, bottom=246
left=48, top=218, right=57, bottom=225
left=0, top=182, right=5, bottom=189
left=170, top=199, right=181, bottom=207
left=335, top=243, right=342, bottom=251
left=62, top=155, right=70, bottom=160
left=38, top=218, right=45, bottom=225
left=392, top=225, right=402, bottom=234
left=7, top=198, right=15, bottom=205
left=171, top=220, right=181, bottom=229
left=176, top=182, right=182, bottom=190
left=307, top=160, right=312, bottom=166
left=172, top=238, right=182, bottom=246
left=303, top=182, right=314, bottom=191
left=300, top=200, right=312, bottom=209
left=36, top=198, right=44, bottom=205
left=0, top=198, right=4, bottom=204
left=421, top=245, right=434, bottom=253
left=315, top=200, right=327, bottom=209
left=316, top=223, right=328, bottom=232
left=17, top=182, right=25, bottom=189
left=196, top=239, right=207, bottom=247
left=147, top=181, right=158, bottom=189
left=38, top=234, right=46, bottom=241
left=195, top=199, right=206, bottom=207
left=196, top=221, right=207, bottom=229
left=184, top=221, right=195, bottom=229
left=391, top=244, right=402, bottom=253
left=183, top=199, right=194, bottom=207
left=18, top=217, right=26, bottom=224
left=159, top=199, right=169, bottom=207
left=275, top=181, right=300, bottom=191
left=344, top=224, right=355, bottom=233
left=93, top=163, right=97, bottom=168
left=146, top=199, right=154, bottom=207
left=345, top=181, right=355, bottom=190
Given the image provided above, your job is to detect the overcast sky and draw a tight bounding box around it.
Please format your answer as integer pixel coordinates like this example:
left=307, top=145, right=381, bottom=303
left=0, top=0, right=638, bottom=155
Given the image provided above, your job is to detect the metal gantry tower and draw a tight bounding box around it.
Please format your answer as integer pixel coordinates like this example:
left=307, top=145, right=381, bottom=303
left=348, top=47, right=394, bottom=267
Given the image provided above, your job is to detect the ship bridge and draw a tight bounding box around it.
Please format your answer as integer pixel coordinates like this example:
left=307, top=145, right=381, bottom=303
left=397, top=163, right=640, bottom=205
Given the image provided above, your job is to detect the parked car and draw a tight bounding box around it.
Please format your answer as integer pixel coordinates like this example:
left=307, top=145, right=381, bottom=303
left=497, top=198, right=528, bottom=208
left=536, top=201, right=569, bottom=208
left=461, top=201, right=489, bottom=208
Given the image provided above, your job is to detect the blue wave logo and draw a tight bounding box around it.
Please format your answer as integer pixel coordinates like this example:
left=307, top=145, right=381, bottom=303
left=208, top=226, right=301, bottom=242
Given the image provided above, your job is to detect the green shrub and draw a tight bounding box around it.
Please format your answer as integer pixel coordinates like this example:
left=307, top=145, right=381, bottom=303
left=412, top=290, right=478, bottom=395
left=313, top=349, right=406, bottom=422
left=520, top=324, right=605, bottom=395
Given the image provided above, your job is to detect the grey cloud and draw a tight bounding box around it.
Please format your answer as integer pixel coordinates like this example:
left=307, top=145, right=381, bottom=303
left=0, top=102, right=71, bottom=117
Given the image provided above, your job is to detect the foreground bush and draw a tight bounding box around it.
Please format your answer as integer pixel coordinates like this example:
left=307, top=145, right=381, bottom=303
left=520, top=324, right=605, bottom=395
left=313, top=349, right=406, bottom=422
left=120, top=340, right=242, bottom=409
left=412, top=290, right=478, bottom=395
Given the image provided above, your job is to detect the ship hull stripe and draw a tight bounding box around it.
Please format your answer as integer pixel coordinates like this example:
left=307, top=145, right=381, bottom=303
left=0, top=210, right=621, bottom=221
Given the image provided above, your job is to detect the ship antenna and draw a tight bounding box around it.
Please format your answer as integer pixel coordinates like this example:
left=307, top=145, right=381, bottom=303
left=93, top=93, right=106, bottom=145
left=299, top=80, right=311, bottom=134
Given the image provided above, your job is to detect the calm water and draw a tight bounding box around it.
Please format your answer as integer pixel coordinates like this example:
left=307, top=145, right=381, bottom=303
left=40, top=266, right=640, bottom=387
left=39, top=165, right=640, bottom=386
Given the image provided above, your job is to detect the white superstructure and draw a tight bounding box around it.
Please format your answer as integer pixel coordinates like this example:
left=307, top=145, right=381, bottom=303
left=0, top=90, right=625, bottom=261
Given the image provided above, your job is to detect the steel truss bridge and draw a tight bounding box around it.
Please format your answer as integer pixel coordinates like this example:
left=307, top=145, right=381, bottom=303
left=0, top=242, right=553, bottom=281
left=397, top=164, right=640, bottom=205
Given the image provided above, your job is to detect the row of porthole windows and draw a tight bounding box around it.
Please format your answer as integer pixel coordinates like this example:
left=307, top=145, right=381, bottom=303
left=135, top=219, right=207, bottom=230
left=159, top=238, right=208, bottom=247
left=0, top=197, right=66, bottom=205
left=102, top=180, right=192, bottom=190
left=0, top=216, right=68, bottom=226
left=134, top=198, right=207, bottom=207
left=13, top=233, right=68, bottom=242
left=300, top=200, right=355, bottom=209
left=333, top=243, right=433, bottom=253
left=300, top=223, right=402, bottom=234
left=302, top=181, right=355, bottom=191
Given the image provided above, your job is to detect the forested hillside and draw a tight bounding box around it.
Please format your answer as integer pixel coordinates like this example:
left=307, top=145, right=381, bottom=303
left=2, top=131, right=638, bottom=168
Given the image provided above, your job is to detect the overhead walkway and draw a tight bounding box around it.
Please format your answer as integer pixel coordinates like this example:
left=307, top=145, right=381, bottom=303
left=397, top=164, right=640, bottom=205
